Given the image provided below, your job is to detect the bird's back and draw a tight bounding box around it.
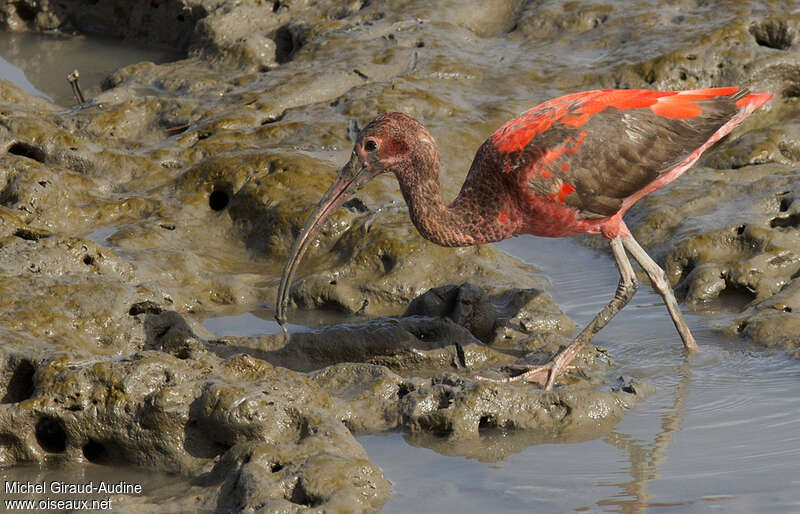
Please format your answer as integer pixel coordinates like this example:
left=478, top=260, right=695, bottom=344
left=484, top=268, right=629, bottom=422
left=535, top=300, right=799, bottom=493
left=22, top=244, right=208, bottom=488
left=473, top=88, right=770, bottom=232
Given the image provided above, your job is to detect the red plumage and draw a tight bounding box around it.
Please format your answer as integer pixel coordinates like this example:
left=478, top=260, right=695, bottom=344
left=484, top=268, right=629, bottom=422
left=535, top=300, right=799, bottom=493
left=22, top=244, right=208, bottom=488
left=277, top=87, right=772, bottom=389
left=469, top=87, right=772, bottom=239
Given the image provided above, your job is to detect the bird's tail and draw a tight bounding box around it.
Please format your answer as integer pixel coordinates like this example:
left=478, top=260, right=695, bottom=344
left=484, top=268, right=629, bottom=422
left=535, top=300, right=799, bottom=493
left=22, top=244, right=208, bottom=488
left=736, top=91, right=773, bottom=111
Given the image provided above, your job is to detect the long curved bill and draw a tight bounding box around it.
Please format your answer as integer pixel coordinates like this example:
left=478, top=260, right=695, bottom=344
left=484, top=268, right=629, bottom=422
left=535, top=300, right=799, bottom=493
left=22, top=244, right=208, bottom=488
left=275, top=153, right=370, bottom=333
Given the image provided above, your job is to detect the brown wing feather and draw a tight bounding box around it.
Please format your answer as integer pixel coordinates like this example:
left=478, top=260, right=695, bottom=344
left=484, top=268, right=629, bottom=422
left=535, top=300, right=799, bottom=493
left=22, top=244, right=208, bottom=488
left=492, top=90, right=748, bottom=219
left=463, top=89, right=752, bottom=226
left=562, top=93, right=745, bottom=217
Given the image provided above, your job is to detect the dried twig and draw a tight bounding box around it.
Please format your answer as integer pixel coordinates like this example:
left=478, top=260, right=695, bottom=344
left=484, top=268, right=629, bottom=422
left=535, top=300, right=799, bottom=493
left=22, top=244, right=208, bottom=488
left=66, top=69, right=86, bottom=106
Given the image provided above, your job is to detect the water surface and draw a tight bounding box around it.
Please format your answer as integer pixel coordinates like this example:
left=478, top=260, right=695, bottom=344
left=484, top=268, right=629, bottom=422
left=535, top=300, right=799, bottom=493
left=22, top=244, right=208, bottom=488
left=358, top=236, right=800, bottom=513
left=0, top=31, right=179, bottom=106
left=3, top=22, right=798, bottom=514
left=200, top=235, right=800, bottom=512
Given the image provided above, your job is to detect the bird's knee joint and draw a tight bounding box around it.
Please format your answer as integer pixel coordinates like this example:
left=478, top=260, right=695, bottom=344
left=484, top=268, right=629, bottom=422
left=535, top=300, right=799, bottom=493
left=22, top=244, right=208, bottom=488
left=650, top=270, right=669, bottom=291
left=625, top=280, right=639, bottom=299
left=615, top=279, right=638, bottom=301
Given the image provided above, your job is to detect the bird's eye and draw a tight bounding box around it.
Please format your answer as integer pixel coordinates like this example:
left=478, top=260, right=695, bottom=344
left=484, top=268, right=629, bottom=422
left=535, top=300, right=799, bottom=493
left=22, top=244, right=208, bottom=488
left=364, top=139, right=378, bottom=152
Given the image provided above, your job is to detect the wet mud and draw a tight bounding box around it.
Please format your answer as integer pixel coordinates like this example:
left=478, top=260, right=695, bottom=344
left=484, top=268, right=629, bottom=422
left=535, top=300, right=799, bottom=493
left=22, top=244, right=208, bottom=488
left=0, top=0, right=798, bottom=510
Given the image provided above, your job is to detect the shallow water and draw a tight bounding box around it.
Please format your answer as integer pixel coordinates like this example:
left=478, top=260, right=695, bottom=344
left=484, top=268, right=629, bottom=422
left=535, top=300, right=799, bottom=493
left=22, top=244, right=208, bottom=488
left=0, top=462, right=184, bottom=511
left=203, top=309, right=307, bottom=337
left=199, top=235, right=800, bottom=512
left=0, top=31, right=179, bottom=106
left=358, top=236, right=800, bottom=513
left=3, top=19, right=800, bottom=513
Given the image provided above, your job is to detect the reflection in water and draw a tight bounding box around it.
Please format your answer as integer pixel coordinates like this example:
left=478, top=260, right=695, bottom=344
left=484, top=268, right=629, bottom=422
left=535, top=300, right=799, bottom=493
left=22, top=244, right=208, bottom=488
left=599, top=359, right=692, bottom=513
left=358, top=237, right=800, bottom=513
left=203, top=311, right=281, bottom=337
left=402, top=410, right=621, bottom=464
left=196, top=235, right=800, bottom=512
left=201, top=306, right=348, bottom=337
left=203, top=310, right=304, bottom=337
left=0, top=461, right=182, bottom=509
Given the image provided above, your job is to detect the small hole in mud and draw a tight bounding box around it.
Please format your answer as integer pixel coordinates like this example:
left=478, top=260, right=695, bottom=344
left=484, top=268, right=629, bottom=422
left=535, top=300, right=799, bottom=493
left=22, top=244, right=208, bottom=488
left=82, top=440, right=107, bottom=463
left=342, top=197, right=368, bottom=213
left=67, top=405, right=82, bottom=411
left=416, top=40, right=425, bottom=48
left=784, top=306, right=793, bottom=313
left=679, top=71, right=687, bottom=81
left=436, top=391, right=452, bottom=410
left=783, top=84, right=800, bottom=99
left=295, top=418, right=312, bottom=442
left=478, top=415, right=499, bottom=435
left=719, top=282, right=757, bottom=310
left=750, top=20, right=793, bottom=50
left=1, top=359, right=35, bottom=403
left=82, top=255, right=94, bottom=266
left=209, top=189, right=229, bottom=211
left=736, top=225, right=746, bottom=235
left=8, top=142, right=46, bottom=163
left=290, top=480, right=314, bottom=507
left=13, top=1, right=38, bottom=22
left=379, top=252, right=396, bottom=273
left=14, top=228, right=46, bottom=241
left=736, top=321, right=748, bottom=333
left=397, top=383, right=413, bottom=399
left=275, top=25, right=296, bottom=63
left=270, top=462, right=283, bottom=472
left=129, top=300, right=162, bottom=316
left=329, top=280, right=337, bottom=285
left=770, top=214, right=800, bottom=229
left=779, top=197, right=791, bottom=212
left=177, top=13, right=184, bottom=22
left=36, top=417, right=67, bottom=453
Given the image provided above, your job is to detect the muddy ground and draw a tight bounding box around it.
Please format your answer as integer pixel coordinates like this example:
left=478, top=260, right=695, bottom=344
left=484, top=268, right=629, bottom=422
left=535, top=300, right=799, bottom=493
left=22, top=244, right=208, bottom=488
left=0, top=0, right=798, bottom=511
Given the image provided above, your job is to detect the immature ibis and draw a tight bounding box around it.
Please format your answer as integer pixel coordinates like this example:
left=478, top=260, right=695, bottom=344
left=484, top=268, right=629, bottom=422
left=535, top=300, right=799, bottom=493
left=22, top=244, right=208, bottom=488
left=276, top=87, right=771, bottom=390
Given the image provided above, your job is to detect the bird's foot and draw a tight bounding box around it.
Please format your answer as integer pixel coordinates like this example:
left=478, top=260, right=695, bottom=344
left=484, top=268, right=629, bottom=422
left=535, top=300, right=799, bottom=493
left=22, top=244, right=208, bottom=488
left=477, top=361, right=575, bottom=391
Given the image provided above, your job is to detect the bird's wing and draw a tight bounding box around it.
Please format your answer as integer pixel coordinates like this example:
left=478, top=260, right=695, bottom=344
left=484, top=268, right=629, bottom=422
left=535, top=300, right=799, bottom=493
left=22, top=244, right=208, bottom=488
left=488, top=88, right=758, bottom=219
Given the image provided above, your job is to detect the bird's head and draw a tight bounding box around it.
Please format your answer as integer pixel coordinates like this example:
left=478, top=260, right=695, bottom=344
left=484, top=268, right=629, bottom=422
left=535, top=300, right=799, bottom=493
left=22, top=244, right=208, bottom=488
left=275, top=112, right=438, bottom=329
left=352, top=112, right=439, bottom=179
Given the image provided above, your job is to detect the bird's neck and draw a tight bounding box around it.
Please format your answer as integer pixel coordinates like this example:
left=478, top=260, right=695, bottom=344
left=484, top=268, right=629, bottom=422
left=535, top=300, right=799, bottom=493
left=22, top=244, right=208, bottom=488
left=395, top=166, right=516, bottom=248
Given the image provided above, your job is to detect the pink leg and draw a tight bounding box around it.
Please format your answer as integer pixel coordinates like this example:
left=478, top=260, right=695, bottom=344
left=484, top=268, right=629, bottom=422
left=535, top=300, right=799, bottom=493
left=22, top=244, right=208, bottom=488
left=620, top=233, right=698, bottom=351
left=489, top=235, right=638, bottom=390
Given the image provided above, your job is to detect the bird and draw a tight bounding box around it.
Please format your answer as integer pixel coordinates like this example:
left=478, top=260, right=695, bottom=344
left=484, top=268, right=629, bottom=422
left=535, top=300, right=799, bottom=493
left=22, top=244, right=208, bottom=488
left=275, top=87, right=772, bottom=390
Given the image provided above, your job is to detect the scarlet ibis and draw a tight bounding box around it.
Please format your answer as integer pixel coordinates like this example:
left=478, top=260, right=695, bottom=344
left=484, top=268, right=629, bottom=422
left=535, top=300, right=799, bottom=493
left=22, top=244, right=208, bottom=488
left=276, top=87, right=771, bottom=390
